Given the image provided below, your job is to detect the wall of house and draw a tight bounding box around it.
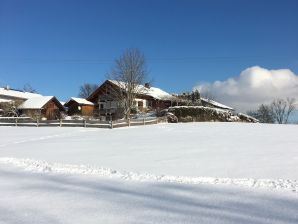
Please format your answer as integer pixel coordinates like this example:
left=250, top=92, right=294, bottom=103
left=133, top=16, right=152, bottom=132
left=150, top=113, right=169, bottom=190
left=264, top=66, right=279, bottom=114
left=134, top=98, right=147, bottom=110
left=98, top=100, right=118, bottom=110
left=21, top=109, right=41, bottom=120
left=44, top=101, right=61, bottom=120
left=81, top=105, right=94, bottom=116
left=66, top=101, right=94, bottom=116
left=67, top=102, right=80, bottom=116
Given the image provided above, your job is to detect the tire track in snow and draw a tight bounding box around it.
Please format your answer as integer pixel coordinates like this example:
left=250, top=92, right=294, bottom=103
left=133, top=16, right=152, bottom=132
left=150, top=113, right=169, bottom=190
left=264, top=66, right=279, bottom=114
left=0, top=157, right=297, bottom=193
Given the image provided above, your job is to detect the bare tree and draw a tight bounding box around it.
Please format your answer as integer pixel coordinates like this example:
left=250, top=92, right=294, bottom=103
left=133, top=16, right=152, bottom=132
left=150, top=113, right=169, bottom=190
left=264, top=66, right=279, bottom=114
left=78, top=83, right=98, bottom=98
left=247, top=104, right=274, bottom=123
left=200, top=89, right=216, bottom=101
left=108, top=48, right=147, bottom=118
left=23, top=84, right=37, bottom=93
left=0, top=100, right=22, bottom=117
left=270, top=98, right=296, bottom=124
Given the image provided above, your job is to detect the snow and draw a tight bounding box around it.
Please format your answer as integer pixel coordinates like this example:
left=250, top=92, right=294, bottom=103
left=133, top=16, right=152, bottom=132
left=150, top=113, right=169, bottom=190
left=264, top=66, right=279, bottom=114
left=65, top=97, right=94, bottom=105
left=1, top=157, right=298, bottom=193
left=0, top=123, right=298, bottom=179
left=18, top=96, right=55, bottom=109
left=0, top=87, right=42, bottom=100
left=109, top=80, right=173, bottom=100
left=1, top=163, right=298, bottom=224
left=201, top=97, right=234, bottom=110
left=1, top=123, right=298, bottom=223
left=0, top=99, right=13, bottom=103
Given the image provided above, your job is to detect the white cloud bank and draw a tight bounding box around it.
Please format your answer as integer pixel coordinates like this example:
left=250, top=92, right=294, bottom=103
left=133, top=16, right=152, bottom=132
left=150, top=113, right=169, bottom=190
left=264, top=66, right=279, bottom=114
left=194, top=66, right=298, bottom=112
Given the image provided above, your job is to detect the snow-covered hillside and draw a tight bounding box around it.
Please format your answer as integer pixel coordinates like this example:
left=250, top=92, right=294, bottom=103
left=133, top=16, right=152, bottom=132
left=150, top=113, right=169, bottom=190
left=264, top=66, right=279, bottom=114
left=1, top=123, right=298, bottom=179
left=1, top=123, right=298, bottom=224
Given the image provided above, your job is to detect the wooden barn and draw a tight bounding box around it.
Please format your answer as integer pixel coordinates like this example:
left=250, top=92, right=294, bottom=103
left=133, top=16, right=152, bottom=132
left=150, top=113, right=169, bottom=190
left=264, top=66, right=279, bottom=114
left=87, top=80, right=175, bottom=118
left=18, top=96, right=65, bottom=120
left=64, top=97, right=94, bottom=116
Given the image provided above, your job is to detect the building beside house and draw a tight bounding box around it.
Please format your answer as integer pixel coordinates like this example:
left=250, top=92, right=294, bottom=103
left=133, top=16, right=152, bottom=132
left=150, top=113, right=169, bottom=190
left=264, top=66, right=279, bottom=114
left=64, top=97, right=94, bottom=116
left=18, top=96, right=65, bottom=120
left=87, top=80, right=174, bottom=119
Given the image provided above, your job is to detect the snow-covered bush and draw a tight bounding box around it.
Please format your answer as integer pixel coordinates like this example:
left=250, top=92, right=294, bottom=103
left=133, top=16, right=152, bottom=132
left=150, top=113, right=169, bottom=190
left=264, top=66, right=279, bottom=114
left=168, top=106, right=258, bottom=123
left=237, top=113, right=259, bottom=123
left=168, top=106, right=233, bottom=122
left=166, top=112, right=178, bottom=123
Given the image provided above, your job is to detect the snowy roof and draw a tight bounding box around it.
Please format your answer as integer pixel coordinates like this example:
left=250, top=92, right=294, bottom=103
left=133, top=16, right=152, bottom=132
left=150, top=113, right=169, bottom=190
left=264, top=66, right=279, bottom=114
left=65, top=97, right=94, bottom=106
left=108, top=80, right=173, bottom=100
left=0, top=87, right=42, bottom=100
left=18, top=96, right=57, bottom=109
left=0, top=98, right=13, bottom=103
left=201, top=98, right=234, bottom=110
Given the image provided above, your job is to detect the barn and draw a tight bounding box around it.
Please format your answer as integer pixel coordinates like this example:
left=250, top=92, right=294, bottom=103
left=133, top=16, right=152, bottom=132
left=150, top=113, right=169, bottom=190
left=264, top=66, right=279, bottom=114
left=18, top=96, right=65, bottom=120
left=64, top=97, right=94, bottom=116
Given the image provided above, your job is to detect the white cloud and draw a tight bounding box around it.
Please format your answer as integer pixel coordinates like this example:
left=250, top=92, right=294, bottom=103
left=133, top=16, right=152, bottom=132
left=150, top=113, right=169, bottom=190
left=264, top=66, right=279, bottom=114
left=194, top=66, right=298, bottom=112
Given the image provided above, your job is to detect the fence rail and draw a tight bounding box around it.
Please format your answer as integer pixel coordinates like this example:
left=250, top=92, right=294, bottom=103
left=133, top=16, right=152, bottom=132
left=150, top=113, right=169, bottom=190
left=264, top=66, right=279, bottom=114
left=0, top=117, right=167, bottom=129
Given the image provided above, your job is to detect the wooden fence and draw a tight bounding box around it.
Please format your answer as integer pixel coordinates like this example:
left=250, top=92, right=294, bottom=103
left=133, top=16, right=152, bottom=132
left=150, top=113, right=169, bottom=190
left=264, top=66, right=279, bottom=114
left=0, top=117, right=167, bottom=129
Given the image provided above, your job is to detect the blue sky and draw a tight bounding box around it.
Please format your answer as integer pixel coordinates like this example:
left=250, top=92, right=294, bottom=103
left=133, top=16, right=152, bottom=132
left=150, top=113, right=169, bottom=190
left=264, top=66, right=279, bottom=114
left=0, top=0, right=298, bottom=102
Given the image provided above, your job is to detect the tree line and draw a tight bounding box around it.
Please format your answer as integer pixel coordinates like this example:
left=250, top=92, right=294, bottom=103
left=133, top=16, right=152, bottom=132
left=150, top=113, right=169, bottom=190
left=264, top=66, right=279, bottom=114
left=247, top=98, right=296, bottom=124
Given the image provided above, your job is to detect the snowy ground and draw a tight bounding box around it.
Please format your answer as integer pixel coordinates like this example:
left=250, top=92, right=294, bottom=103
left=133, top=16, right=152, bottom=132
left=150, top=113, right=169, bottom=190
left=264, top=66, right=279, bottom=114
left=1, top=123, right=298, bottom=223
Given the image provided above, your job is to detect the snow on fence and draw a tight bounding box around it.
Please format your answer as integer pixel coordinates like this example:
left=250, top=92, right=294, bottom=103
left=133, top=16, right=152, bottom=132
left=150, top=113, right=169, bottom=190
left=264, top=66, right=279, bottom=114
left=0, top=117, right=167, bottom=129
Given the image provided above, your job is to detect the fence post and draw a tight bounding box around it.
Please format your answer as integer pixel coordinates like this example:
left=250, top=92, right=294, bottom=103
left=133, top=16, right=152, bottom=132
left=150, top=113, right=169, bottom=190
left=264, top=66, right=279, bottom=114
left=110, top=120, right=113, bottom=129
left=37, top=119, right=39, bottom=127
left=60, top=119, right=62, bottom=127
left=128, top=118, right=130, bottom=127
left=83, top=119, right=86, bottom=128
left=156, top=117, right=158, bottom=124
left=15, top=118, right=18, bottom=127
left=143, top=118, right=145, bottom=125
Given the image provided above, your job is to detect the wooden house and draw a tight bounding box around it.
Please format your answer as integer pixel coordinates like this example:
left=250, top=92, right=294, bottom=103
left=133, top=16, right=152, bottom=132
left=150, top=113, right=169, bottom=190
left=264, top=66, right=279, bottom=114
left=64, top=97, right=94, bottom=116
left=87, top=80, right=175, bottom=118
left=18, top=96, right=65, bottom=120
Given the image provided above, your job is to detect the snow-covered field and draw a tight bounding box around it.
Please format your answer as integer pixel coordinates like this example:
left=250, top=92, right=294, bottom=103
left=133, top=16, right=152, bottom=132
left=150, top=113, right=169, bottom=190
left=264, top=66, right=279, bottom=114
left=1, top=123, right=298, bottom=223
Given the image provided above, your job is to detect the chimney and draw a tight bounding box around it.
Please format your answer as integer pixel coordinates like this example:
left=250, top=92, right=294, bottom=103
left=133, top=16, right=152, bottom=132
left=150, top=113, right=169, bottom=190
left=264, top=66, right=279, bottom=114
left=145, top=83, right=150, bottom=89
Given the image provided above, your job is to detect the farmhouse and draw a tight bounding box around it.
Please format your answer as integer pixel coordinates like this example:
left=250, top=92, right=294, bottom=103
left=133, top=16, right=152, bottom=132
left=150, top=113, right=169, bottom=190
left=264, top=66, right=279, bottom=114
left=64, top=97, right=94, bottom=116
left=18, top=96, right=65, bottom=120
left=87, top=80, right=174, bottom=118
left=0, top=86, right=41, bottom=103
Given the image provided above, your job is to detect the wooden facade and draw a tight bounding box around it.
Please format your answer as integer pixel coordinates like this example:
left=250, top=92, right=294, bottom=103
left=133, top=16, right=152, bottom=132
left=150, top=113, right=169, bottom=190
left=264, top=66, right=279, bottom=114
left=19, top=97, right=65, bottom=120
left=65, top=100, right=94, bottom=116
